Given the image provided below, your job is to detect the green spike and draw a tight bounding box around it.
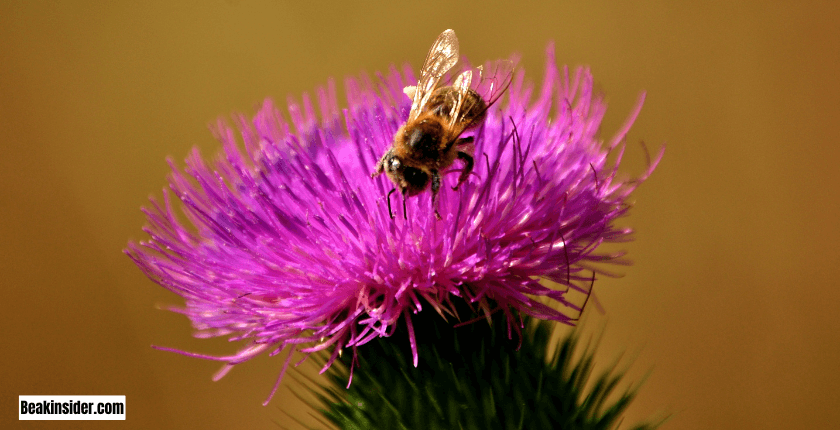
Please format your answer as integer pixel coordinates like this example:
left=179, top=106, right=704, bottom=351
left=309, top=298, right=663, bottom=429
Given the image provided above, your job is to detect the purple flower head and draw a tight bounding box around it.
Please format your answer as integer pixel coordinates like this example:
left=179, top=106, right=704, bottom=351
left=126, top=44, right=661, bottom=404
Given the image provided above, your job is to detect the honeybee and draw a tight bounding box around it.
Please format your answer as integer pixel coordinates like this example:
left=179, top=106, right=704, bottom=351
left=373, top=29, right=514, bottom=219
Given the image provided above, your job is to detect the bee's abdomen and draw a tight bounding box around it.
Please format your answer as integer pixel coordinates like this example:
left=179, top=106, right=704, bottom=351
left=428, top=87, right=487, bottom=126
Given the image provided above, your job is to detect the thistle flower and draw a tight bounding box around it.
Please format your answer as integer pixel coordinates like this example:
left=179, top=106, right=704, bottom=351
left=126, top=44, right=661, bottom=404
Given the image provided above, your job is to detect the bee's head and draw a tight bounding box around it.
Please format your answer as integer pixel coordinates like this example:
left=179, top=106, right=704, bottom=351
left=383, top=153, right=429, bottom=196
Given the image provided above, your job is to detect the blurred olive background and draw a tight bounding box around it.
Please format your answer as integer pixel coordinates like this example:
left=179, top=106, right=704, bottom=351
left=3, top=1, right=838, bottom=429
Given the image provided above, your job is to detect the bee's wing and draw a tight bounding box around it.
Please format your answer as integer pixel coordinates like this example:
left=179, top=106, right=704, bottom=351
left=446, top=59, right=516, bottom=135
left=447, top=69, right=473, bottom=125
left=474, top=59, right=515, bottom=110
left=409, top=29, right=460, bottom=121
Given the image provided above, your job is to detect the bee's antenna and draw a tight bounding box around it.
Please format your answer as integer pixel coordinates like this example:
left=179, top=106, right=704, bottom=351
left=386, top=188, right=397, bottom=219
left=402, top=193, right=408, bottom=220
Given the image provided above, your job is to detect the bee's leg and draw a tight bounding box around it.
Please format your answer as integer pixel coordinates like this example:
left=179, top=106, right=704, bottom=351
left=386, top=188, right=397, bottom=219
left=402, top=191, right=408, bottom=220
left=431, top=169, right=442, bottom=220
left=372, top=149, right=391, bottom=177
left=455, top=136, right=475, bottom=149
left=452, top=137, right=475, bottom=190
left=454, top=152, right=474, bottom=191
left=454, top=151, right=474, bottom=190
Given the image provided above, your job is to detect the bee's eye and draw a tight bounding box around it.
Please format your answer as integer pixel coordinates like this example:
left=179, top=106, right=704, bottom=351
left=388, top=157, right=401, bottom=171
